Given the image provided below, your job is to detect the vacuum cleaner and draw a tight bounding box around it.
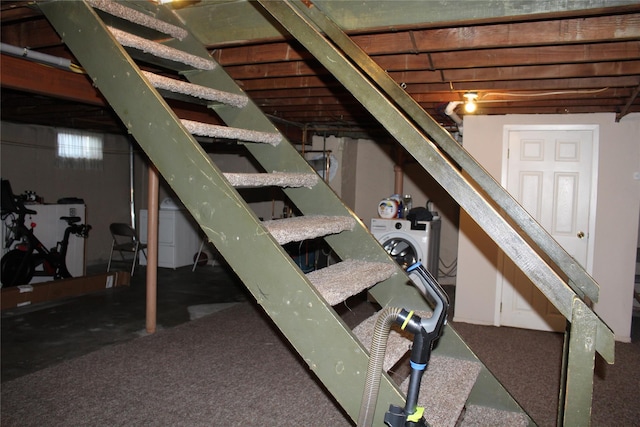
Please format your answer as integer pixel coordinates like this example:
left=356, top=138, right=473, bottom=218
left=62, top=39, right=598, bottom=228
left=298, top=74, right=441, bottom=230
left=357, top=262, right=450, bottom=427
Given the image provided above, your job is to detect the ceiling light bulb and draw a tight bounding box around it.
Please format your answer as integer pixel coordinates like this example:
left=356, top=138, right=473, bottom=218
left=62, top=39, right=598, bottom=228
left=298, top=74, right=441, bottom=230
left=464, top=100, right=477, bottom=113
left=463, top=92, right=478, bottom=113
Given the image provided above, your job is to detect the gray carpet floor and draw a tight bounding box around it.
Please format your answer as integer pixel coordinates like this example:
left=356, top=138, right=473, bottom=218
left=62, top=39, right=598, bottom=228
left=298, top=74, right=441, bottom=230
left=1, top=302, right=352, bottom=426
left=2, top=283, right=638, bottom=426
left=452, top=319, right=640, bottom=427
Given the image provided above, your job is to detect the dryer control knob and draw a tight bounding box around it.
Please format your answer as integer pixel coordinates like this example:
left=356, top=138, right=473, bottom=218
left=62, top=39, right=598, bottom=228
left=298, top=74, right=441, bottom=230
left=395, top=222, right=403, bottom=230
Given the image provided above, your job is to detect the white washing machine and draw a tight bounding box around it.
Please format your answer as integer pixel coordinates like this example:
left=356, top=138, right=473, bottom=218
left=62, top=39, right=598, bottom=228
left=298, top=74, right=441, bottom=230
left=370, top=217, right=440, bottom=276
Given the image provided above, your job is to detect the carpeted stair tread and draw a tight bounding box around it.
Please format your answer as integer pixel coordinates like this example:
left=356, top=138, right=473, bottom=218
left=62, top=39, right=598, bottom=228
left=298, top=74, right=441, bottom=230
left=458, top=404, right=529, bottom=427
left=181, top=119, right=282, bottom=145
left=143, top=71, right=248, bottom=108
left=306, top=260, right=396, bottom=306
left=224, top=172, right=319, bottom=188
left=108, top=26, right=216, bottom=70
left=89, top=0, right=188, bottom=40
left=353, top=311, right=431, bottom=372
left=263, top=215, right=356, bottom=245
left=400, top=356, right=482, bottom=427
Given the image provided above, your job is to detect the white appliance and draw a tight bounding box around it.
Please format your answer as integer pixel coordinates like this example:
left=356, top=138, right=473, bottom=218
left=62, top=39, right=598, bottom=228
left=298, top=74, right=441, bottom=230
left=139, top=208, right=201, bottom=269
left=370, top=217, right=440, bottom=277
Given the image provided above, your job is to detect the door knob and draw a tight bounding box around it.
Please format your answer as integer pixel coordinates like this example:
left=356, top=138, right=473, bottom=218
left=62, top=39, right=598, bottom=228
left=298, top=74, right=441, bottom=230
left=577, top=231, right=585, bottom=239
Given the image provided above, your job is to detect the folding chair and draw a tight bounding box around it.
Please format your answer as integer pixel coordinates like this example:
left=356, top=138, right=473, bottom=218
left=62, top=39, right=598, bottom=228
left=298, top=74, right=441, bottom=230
left=107, top=223, right=147, bottom=276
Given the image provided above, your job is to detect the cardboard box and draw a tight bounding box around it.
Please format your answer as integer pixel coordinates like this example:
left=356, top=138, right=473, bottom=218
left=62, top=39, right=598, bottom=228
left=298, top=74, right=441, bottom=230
left=1, top=271, right=130, bottom=310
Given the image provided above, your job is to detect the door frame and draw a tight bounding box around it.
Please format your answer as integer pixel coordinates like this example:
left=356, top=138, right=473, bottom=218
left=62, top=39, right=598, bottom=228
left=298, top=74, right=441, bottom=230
left=494, top=124, right=600, bottom=326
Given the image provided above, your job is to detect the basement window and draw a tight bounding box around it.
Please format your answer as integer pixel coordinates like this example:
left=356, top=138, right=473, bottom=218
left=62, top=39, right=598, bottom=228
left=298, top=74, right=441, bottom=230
left=56, top=129, right=103, bottom=170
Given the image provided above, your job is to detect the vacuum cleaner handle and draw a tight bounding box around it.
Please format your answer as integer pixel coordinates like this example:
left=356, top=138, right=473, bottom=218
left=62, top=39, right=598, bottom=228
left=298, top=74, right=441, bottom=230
left=385, top=262, right=450, bottom=426
left=406, top=262, right=449, bottom=341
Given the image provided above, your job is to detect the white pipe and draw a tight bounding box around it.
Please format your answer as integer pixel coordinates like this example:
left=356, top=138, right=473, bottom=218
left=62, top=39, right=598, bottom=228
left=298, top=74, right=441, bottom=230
left=394, top=149, right=404, bottom=196
left=0, top=42, right=72, bottom=70
left=394, top=164, right=403, bottom=196
left=444, top=101, right=463, bottom=134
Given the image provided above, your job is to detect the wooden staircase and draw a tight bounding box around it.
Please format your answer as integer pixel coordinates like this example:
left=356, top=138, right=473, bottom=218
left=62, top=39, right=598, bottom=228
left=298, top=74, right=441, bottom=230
left=38, top=1, right=614, bottom=425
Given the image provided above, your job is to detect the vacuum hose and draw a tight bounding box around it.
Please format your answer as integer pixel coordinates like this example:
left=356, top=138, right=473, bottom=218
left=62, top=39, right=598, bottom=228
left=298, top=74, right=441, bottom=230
left=357, top=306, right=403, bottom=427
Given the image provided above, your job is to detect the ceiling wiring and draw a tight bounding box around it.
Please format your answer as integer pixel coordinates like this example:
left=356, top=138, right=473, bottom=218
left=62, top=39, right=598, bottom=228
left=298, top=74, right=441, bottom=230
left=481, top=88, right=610, bottom=99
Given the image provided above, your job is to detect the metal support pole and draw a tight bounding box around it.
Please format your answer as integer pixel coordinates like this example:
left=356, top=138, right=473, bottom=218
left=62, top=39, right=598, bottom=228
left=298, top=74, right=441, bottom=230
left=146, top=164, right=159, bottom=334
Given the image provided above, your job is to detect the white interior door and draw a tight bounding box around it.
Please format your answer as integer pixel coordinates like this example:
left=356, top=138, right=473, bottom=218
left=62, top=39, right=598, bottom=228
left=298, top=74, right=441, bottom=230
left=500, top=126, right=597, bottom=332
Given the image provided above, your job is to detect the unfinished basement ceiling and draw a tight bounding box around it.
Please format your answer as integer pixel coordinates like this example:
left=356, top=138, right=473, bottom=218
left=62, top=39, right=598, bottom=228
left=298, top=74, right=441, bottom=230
left=1, top=0, right=639, bottom=137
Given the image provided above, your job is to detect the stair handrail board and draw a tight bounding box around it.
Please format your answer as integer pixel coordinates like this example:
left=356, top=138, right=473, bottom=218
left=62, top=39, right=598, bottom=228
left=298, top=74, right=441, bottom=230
left=292, top=0, right=600, bottom=305
left=256, top=0, right=615, bottom=364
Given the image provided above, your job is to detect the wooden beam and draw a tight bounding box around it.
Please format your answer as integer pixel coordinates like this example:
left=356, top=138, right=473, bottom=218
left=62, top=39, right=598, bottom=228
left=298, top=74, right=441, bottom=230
left=406, top=76, right=640, bottom=92
left=409, top=88, right=636, bottom=103
left=438, top=61, right=640, bottom=83
left=257, top=96, right=629, bottom=112
left=0, top=54, right=105, bottom=105
left=247, top=80, right=638, bottom=102
left=211, top=13, right=640, bottom=62
left=461, top=104, right=638, bottom=115
left=247, top=87, right=346, bottom=99
left=240, top=74, right=341, bottom=91
left=238, top=71, right=638, bottom=94
left=213, top=42, right=310, bottom=66
left=223, top=59, right=324, bottom=79
left=378, top=41, right=640, bottom=71
left=0, top=54, right=223, bottom=126
left=255, top=95, right=357, bottom=107
left=221, top=41, right=640, bottom=82
left=227, top=56, right=640, bottom=90
left=271, top=109, right=372, bottom=122
left=184, top=1, right=640, bottom=46
left=0, top=17, right=63, bottom=49
left=0, top=2, right=43, bottom=23
left=356, top=13, right=640, bottom=54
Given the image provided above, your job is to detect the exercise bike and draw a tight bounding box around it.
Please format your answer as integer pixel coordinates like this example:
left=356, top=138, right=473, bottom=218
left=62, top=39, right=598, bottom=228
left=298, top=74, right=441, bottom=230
left=1, top=179, right=91, bottom=287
